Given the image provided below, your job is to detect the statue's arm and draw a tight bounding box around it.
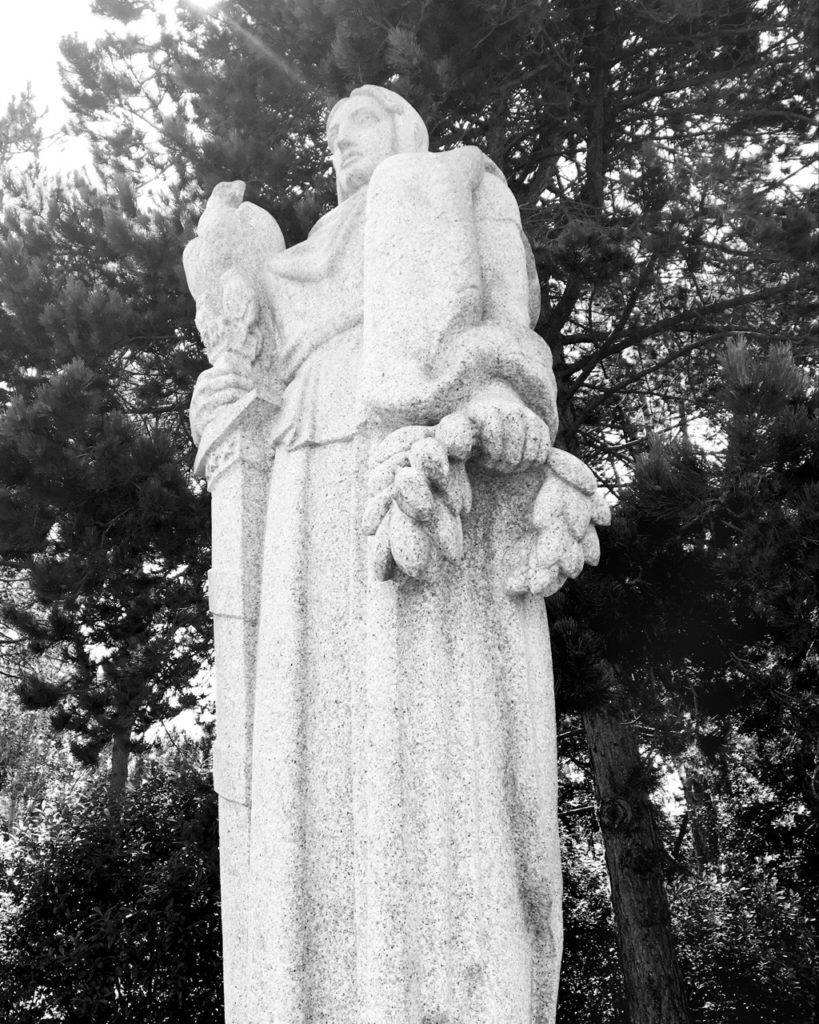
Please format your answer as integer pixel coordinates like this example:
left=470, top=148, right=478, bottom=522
left=189, top=282, right=279, bottom=446
left=185, top=183, right=285, bottom=446
left=363, top=163, right=610, bottom=592
left=457, top=168, right=557, bottom=474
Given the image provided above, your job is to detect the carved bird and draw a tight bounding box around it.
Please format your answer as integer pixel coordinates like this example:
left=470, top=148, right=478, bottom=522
left=183, top=180, right=285, bottom=305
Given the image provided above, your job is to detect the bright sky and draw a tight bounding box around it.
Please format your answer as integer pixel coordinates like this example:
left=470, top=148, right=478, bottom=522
left=0, top=0, right=104, bottom=169
left=0, top=0, right=219, bottom=173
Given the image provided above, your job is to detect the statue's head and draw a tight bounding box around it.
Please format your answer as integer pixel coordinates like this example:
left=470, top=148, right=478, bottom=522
left=327, top=85, right=429, bottom=202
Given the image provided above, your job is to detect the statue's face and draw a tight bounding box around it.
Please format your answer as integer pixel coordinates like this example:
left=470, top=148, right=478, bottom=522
left=328, top=96, right=397, bottom=200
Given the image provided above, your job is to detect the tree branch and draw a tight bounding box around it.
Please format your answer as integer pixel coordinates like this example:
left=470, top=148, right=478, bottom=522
left=560, top=804, right=597, bottom=818
left=564, top=278, right=802, bottom=382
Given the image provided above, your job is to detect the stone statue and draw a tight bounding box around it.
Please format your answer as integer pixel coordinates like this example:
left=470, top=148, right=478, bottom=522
left=185, top=85, right=609, bottom=1024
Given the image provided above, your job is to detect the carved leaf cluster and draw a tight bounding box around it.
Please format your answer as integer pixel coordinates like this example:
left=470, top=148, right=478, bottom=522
left=363, top=419, right=473, bottom=582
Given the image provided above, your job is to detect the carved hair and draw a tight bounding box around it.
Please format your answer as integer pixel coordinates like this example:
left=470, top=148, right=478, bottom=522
left=327, top=85, right=429, bottom=155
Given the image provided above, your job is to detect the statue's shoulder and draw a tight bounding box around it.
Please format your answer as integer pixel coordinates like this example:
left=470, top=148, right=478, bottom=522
left=369, top=146, right=519, bottom=221
left=473, top=155, right=520, bottom=223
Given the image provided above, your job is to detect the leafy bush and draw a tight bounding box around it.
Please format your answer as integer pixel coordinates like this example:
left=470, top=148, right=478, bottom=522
left=559, top=831, right=627, bottom=1022
left=0, top=743, right=221, bottom=1024
left=670, top=863, right=816, bottom=1024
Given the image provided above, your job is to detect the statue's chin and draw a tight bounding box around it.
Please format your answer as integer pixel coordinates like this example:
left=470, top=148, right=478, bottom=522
left=338, top=174, right=370, bottom=203
left=338, top=156, right=393, bottom=203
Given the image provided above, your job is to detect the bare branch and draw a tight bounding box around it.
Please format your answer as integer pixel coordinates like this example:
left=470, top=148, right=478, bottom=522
left=563, top=278, right=803, bottom=383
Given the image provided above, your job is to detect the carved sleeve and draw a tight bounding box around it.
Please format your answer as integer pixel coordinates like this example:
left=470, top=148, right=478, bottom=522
left=360, top=148, right=557, bottom=433
left=470, top=168, right=558, bottom=437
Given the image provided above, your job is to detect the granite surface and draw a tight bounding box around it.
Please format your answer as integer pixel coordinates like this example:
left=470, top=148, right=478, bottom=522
left=186, top=84, right=608, bottom=1024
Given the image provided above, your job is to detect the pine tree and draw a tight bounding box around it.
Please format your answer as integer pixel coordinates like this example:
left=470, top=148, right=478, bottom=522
left=552, top=340, right=819, bottom=1020
left=0, top=101, right=211, bottom=803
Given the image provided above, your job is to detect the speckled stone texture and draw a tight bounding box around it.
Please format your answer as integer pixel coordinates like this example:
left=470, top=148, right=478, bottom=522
left=187, top=85, right=608, bottom=1024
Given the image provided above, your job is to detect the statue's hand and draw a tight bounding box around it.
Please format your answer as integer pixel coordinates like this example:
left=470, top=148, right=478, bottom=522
left=189, top=360, right=254, bottom=445
left=506, top=448, right=610, bottom=596
left=189, top=269, right=273, bottom=446
left=465, top=383, right=551, bottom=473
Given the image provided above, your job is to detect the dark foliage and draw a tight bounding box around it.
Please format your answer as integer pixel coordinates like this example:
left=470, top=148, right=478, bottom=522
left=0, top=745, right=222, bottom=1024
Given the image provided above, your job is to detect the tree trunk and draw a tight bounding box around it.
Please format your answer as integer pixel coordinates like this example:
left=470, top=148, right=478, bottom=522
left=680, top=765, right=720, bottom=869
left=109, top=730, right=130, bottom=808
left=583, top=699, right=693, bottom=1024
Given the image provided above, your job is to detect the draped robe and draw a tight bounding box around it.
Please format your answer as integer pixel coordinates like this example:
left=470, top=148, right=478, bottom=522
left=245, top=149, right=563, bottom=1024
